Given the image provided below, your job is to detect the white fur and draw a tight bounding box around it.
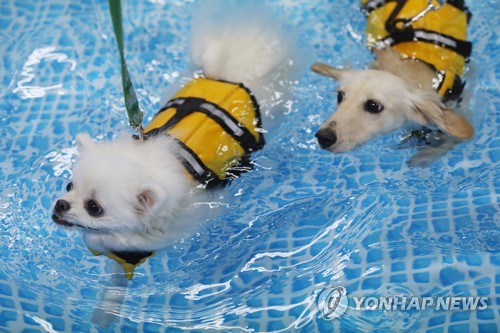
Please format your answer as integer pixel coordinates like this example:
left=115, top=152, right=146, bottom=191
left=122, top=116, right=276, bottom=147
left=190, top=1, right=292, bottom=90
left=52, top=3, right=296, bottom=255
left=312, top=47, right=474, bottom=166
left=55, top=133, right=194, bottom=253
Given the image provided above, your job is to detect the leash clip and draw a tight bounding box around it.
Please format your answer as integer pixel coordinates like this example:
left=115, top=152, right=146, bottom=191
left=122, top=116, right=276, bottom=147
left=402, top=0, right=442, bottom=29
left=136, top=124, right=145, bottom=142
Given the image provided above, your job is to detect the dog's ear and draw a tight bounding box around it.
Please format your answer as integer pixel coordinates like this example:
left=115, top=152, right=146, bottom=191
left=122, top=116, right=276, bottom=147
left=76, top=133, right=95, bottom=153
left=408, top=92, right=474, bottom=140
left=311, top=62, right=345, bottom=81
left=137, top=189, right=156, bottom=209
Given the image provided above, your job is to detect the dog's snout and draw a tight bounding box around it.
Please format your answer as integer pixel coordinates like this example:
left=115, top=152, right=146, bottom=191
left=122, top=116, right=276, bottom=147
left=54, top=199, right=71, bottom=213
left=315, top=129, right=337, bottom=149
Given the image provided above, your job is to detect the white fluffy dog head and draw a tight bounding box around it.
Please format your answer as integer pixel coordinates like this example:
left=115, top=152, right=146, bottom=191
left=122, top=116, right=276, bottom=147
left=52, top=133, right=191, bottom=250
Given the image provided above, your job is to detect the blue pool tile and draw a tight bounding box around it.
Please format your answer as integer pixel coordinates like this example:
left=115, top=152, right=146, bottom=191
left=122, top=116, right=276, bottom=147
left=23, top=314, right=38, bottom=326
left=267, top=320, right=284, bottom=332
left=269, top=240, right=288, bottom=250
left=432, top=218, right=450, bottom=232
left=46, top=317, right=65, bottom=331
left=427, top=328, right=445, bottom=333
left=442, top=255, right=455, bottom=265
left=143, top=322, right=161, bottom=333
left=429, top=314, right=445, bottom=327
left=80, top=287, right=97, bottom=299
left=439, top=267, right=465, bottom=286
left=452, top=284, right=471, bottom=295
left=268, top=297, right=285, bottom=306
left=454, top=216, right=472, bottom=230
left=366, top=249, right=383, bottom=263
left=147, top=294, right=166, bottom=305
left=246, top=297, right=263, bottom=308
left=359, top=174, right=376, bottom=185
left=247, top=311, right=262, bottom=320
left=292, top=277, right=311, bottom=292
left=248, top=322, right=260, bottom=332
left=488, top=149, right=499, bottom=163
left=387, top=227, right=404, bottom=241
left=460, top=255, right=483, bottom=267
left=310, top=242, right=327, bottom=256
left=121, top=324, right=140, bottom=333
left=0, top=283, right=12, bottom=297
left=409, top=219, right=428, bottom=233
left=413, top=258, right=432, bottom=269
left=20, top=302, right=38, bottom=312
left=391, top=261, right=405, bottom=272
left=478, top=323, right=498, bottom=333
left=267, top=309, right=283, bottom=318
left=490, top=256, right=500, bottom=266
left=0, top=310, right=17, bottom=324
left=288, top=304, right=304, bottom=318
left=390, top=274, right=407, bottom=283
left=292, top=227, right=317, bottom=238
left=476, top=309, right=495, bottom=320
left=413, top=272, right=430, bottom=283
left=0, top=298, right=14, bottom=309
left=362, top=231, right=381, bottom=248
left=448, top=323, right=470, bottom=333
left=270, top=280, right=285, bottom=294
left=451, top=311, right=470, bottom=322
left=361, top=277, right=382, bottom=290
left=44, top=305, right=64, bottom=317
left=344, top=267, right=361, bottom=280
left=169, top=294, right=188, bottom=307
left=431, top=210, right=447, bottom=218
left=390, top=248, right=407, bottom=260
left=474, top=276, right=492, bottom=286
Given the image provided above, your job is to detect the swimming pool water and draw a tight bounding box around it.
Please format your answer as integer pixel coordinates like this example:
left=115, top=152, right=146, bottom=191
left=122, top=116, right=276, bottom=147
left=0, top=0, right=498, bottom=332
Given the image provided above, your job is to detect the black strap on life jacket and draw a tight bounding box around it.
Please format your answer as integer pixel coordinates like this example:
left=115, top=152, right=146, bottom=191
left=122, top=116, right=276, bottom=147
left=112, top=250, right=154, bottom=265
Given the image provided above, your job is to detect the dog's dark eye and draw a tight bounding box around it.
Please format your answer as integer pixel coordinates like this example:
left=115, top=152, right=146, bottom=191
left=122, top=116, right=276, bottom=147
left=86, top=200, right=103, bottom=217
left=66, top=182, right=73, bottom=192
left=364, top=99, right=384, bottom=113
left=337, top=90, right=345, bottom=104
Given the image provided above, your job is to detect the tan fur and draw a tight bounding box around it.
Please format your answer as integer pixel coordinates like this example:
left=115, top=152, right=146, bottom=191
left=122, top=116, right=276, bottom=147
left=312, top=47, right=474, bottom=166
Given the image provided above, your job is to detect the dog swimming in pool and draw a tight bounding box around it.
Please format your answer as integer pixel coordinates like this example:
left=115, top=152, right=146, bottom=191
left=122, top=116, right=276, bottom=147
left=51, top=1, right=299, bottom=280
left=312, top=0, right=474, bottom=166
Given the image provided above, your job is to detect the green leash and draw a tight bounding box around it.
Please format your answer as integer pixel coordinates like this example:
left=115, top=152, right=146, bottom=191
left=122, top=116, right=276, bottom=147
left=108, top=0, right=144, bottom=140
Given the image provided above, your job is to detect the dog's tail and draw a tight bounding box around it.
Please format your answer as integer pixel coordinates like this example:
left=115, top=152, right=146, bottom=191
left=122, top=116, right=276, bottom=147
left=190, top=1, right=298, bottom=93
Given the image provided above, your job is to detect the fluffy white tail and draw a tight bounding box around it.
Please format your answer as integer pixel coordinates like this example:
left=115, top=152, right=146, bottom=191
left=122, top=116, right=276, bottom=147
left=190, top=1, right=296, bottom=89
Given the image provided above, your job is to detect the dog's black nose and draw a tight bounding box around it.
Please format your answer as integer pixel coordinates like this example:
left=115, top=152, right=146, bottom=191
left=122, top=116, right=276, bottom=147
left=315, top=129, right=337, bottom=149
left=54, top=199, right=71, bottom=213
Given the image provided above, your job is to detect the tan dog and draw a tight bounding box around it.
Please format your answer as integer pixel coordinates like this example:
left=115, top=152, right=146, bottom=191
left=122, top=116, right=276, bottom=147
left=312, top=0, right=474, bottom=166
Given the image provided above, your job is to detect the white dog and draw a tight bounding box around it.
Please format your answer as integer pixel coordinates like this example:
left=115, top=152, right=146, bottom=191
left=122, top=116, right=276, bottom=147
left=51, top=2, right=297, bottom=277
left=312, top=0, right=474, bottom=166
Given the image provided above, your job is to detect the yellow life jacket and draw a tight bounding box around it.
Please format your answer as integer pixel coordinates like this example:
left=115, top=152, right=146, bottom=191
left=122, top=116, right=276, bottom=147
left=361, top=0, right=472, bottom=100
left=90, top=249, right=154, bottom=280
left=143, top=77, right=264, bottom=186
